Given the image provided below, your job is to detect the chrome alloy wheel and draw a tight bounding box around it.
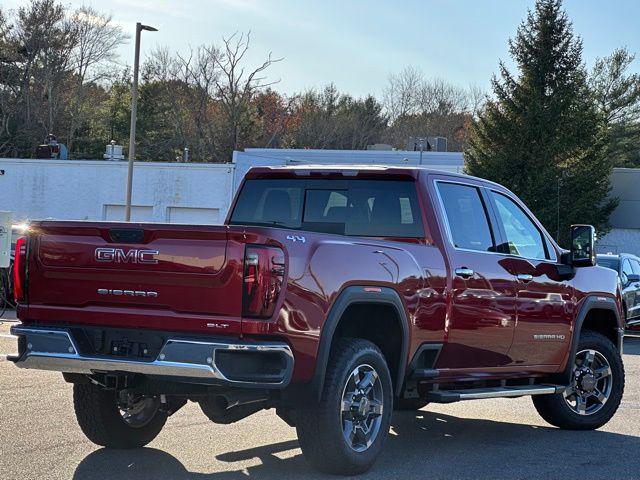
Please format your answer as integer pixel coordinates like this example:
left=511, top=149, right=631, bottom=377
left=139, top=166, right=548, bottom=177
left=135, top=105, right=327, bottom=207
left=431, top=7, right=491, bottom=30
left=340, top=364, right=384, bottom=452
left=118, top=395, right=160, bottom=428
left=563, top=349, right=613, bottom=416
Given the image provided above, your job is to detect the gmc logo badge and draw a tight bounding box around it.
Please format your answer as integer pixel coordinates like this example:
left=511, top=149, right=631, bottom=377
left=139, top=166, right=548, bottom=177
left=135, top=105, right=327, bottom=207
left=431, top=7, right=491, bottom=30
left=95, top=248, right=159, bottom=264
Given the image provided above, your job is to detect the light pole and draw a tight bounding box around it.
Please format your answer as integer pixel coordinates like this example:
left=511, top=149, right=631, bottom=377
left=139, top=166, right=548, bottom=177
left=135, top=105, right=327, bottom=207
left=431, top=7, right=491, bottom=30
left=125, top=22, right=157, bottom=222
left=556, top=171, right=568, bottom=242
left=415, top=137, right=430, bottom=165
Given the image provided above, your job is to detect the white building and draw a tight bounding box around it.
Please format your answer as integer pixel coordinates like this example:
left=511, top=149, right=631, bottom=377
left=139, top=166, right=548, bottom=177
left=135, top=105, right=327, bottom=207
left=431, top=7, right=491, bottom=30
left=2, top=150, right=638, bottom=256
left=0, top=149, right=464, bottom=225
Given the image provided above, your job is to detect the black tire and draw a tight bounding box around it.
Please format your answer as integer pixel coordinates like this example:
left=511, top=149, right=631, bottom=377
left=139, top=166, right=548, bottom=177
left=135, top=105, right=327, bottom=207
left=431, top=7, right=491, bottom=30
left=296, top=338, right=393, bottom=475
left=73, top=384, right=168, bottom=448
left=394, top=397, right=428, bottom=411
left=533, top=330, right=624, bottom=430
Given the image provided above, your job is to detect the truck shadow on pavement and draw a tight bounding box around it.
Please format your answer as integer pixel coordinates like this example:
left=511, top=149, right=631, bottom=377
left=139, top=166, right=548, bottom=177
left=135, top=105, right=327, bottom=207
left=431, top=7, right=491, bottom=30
left=623, top=336, right=640, bottom=355
left=73, top=409, right=640, bottom=480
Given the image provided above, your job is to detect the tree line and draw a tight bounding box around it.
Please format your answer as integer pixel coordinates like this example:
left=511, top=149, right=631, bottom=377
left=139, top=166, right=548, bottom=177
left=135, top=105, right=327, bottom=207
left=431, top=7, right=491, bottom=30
left=1, top=0, right=640, bottom=242
left=0, top=0, right=481, bottom=162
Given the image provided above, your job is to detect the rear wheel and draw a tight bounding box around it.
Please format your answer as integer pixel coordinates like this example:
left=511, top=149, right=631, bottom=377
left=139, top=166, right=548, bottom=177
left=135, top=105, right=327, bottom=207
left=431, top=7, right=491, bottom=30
left=73, top=384, right=168, bottom=448
left=533, top=331, right=624, bottom=430
left=296, top=338, right=393, bottom=475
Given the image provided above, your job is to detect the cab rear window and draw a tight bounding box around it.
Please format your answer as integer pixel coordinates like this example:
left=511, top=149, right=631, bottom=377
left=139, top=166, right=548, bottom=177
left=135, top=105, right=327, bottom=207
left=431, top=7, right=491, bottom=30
left=230, top=179, right=424, bottom=238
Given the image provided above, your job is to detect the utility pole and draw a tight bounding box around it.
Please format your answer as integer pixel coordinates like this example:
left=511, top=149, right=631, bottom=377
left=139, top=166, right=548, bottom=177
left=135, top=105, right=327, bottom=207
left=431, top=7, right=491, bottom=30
left=125, top=22, right=157, bottom=222
left=556, top=176, right=560, bottom=241
left=556, top=171, right=567, bottom=242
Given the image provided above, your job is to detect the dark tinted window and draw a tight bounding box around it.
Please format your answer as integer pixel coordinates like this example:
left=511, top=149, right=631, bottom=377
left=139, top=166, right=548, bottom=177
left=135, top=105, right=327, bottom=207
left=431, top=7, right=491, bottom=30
left=491, top=192, right=548, bottom=260
left=437, top=182, right=494, bottom=252
left=230, top=179, right=303, bottom=228
left=303, top=190, right=348, bottom=224
left=622, top=258, right=633, bottom=282
left=596, top=256, right=620, bottom=272
left=230, top=179, right=424, bottom=238
left=345, top=181, right=423, bottom=237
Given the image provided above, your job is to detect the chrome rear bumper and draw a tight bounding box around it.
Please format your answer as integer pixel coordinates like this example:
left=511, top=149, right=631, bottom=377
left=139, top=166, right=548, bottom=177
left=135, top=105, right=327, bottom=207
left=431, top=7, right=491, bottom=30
left=8, top=325, right=293, bottom=388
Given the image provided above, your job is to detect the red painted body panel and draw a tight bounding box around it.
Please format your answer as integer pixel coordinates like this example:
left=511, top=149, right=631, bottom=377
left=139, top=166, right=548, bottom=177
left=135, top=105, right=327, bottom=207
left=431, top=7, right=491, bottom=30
left=17, top=166, right=622, bottom=386
left=23, top=223, right=243, bottom=335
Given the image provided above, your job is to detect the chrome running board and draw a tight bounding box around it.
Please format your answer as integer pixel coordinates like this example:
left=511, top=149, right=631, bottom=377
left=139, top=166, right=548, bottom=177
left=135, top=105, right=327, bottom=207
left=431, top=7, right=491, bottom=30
left=428, top=384, right=565, bottom=403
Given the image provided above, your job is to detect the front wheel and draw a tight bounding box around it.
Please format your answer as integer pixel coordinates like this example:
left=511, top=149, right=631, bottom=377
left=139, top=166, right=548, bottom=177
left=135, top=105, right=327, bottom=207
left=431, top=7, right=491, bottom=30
left=296, top=338, right=393, bottom=475
left=73, top=384, right=168, bottom=448
left=533, top=330, right=624, bottom=430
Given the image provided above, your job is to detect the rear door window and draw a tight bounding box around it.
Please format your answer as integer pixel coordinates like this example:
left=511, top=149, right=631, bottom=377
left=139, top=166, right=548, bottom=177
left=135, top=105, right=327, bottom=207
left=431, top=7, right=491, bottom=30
left=230, top=179, right=424, bottom=238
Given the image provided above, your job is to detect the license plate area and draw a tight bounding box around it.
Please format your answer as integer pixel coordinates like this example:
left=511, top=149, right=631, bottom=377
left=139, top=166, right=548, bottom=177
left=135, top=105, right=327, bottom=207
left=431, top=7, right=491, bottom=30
left=70, top=326, right=166, bottom=361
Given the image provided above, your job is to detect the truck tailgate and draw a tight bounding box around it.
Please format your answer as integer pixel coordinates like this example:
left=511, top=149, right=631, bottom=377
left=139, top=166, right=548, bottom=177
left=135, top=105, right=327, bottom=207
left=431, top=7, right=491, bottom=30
left=22, top=222, right=245, bottom=335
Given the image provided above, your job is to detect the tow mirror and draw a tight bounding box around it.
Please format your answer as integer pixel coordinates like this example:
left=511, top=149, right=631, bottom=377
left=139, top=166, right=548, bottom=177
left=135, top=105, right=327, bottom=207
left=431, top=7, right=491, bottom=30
left=570, top=224, right=596, bottom=267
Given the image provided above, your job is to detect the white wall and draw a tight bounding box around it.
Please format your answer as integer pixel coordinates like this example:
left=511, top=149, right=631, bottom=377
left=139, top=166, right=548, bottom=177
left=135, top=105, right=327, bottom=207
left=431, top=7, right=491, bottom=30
left=1, top=150, right=465, bottom=225
left=0, top=159, right=234, bottom=224
left=597, top=228, right=640, bottom=257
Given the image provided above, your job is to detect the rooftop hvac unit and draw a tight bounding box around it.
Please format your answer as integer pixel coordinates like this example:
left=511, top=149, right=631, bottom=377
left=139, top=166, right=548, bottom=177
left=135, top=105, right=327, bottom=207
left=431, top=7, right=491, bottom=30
left=406, top=136, right=447, bottom=152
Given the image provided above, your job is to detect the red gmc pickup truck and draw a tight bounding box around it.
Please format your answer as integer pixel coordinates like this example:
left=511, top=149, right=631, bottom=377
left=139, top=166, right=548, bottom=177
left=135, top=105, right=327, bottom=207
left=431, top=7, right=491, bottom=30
left=10, top=166, right=625, bottom=475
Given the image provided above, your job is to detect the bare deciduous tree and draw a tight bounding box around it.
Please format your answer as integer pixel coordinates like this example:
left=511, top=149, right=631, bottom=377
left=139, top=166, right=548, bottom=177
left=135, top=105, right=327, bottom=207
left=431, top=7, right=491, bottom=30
left=213, top=32, right=282, bottom=153
left=382, top=66, right=484, bottom=150
left=382, top=66, right=423, bottom=121
left=141, top=33, right=281, bottom=161
left=67, top=6, right=128, bottom=150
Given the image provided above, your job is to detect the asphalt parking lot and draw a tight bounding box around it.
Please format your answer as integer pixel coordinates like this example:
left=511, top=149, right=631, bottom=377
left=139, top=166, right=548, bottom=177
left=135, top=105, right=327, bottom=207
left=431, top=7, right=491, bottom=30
left=2, top=312, right=640, bottom=480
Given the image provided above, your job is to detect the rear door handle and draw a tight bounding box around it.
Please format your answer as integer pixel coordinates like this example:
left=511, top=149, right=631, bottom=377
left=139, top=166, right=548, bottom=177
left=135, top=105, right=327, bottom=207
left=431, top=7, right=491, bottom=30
left=455, top=267, right=474, bottom=278
left=517, top=273, right=533, bottom=283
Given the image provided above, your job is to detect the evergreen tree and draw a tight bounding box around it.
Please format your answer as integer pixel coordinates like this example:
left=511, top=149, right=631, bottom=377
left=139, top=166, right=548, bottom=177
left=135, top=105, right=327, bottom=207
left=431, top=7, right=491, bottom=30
left=465, top=0, right=616, bottom=246
left=590, top=48, right=640, bottom=168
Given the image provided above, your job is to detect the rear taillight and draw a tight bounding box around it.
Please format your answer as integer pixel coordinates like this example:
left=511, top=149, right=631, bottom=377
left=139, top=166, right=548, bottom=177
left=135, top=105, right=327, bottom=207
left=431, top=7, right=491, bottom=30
left=242, top=245, right=285, bottom=318
left=13, top=236, right=27, bottom=303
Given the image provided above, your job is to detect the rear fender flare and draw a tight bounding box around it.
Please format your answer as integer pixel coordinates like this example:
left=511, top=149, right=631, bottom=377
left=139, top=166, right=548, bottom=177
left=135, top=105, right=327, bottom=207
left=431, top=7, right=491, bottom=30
left=311, top=286, right=410, bottom=401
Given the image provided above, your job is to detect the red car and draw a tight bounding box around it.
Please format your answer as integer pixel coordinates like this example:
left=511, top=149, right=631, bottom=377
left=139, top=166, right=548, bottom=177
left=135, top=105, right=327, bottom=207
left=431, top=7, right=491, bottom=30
left=10, top=166, right=624, bottom=475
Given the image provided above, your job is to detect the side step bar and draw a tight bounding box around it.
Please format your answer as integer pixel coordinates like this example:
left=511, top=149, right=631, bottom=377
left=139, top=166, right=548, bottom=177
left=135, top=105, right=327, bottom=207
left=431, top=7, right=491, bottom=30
left=428, top=384, right=566, bottom=403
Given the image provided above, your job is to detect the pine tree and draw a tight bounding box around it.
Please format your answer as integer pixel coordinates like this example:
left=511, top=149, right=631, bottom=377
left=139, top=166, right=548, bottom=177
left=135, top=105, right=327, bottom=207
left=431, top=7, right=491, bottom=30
left=465, top=0, right=617, bottom=246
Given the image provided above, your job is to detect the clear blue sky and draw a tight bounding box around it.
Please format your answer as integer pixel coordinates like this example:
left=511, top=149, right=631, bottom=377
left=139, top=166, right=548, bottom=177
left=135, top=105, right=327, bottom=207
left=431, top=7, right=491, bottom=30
left=5, top=0, right=640, bottom=98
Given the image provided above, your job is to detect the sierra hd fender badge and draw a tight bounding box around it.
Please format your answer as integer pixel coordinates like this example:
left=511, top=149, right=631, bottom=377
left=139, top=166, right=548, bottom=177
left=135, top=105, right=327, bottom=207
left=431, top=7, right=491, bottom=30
left=533, top=334, right=566, bottom=341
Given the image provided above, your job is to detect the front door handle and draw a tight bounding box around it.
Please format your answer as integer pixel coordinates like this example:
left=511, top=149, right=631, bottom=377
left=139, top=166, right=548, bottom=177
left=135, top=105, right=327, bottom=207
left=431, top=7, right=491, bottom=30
left=517, top=273, right=533, bottom=283
left=455, top=267, right=474, bottom=278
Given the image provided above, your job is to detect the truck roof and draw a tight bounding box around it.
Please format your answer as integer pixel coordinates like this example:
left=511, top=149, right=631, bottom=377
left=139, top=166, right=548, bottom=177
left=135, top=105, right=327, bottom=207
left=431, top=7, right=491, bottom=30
left=243, top=164, right=504, bottom=188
